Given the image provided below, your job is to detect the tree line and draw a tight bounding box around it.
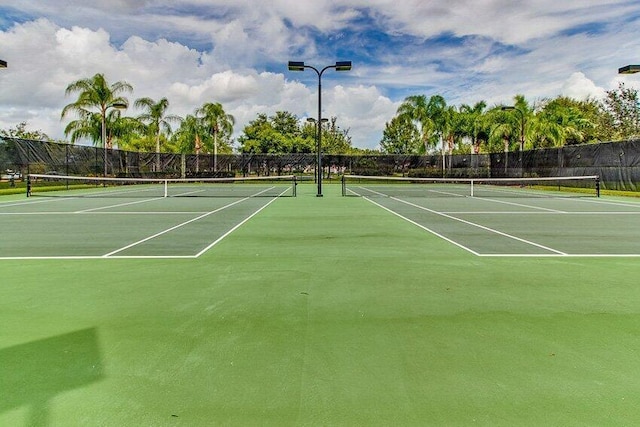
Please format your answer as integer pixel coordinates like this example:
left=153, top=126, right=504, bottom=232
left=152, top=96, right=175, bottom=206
left=2, top=73, right=640, bottom=155
left=56, top=73, right=357, bottom=156
left=382, top=86, right=640, bottom=155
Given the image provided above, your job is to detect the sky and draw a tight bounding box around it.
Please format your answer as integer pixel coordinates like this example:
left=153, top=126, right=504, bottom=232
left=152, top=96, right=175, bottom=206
left=1, top=1, right=640, bottom=150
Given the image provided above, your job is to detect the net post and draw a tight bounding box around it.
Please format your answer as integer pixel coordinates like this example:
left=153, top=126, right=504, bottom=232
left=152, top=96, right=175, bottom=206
left=293, top=175, right=297, bottom=197
left=26, top=175, right=31, bottom=197
left=470, top=179, right=474, bottom=197
left=341, top=175, right=346, bottom=196
left=164, top=179, right=168, bottom=198
left=596, top=176, right=600, bottom=197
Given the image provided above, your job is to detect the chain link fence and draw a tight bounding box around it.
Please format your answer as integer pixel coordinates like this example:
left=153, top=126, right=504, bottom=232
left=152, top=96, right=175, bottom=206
left=2, top=137, right=640, bottom=191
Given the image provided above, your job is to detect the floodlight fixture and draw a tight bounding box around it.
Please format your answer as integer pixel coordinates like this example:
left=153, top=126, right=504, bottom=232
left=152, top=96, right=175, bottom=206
left=335, top=61, right=352, bottom=71
left=288, top=61, right=305, bottom=71
left=0, top=59, right=6, bottom=68
left=619, top=65, right=640, bottom=74
left=111, top=102, right=128, bottom=109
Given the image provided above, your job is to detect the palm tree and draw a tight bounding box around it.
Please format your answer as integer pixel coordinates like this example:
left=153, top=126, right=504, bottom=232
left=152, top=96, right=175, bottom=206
left=63, top=110, right=102, bottom=144
left=173, top=114, right=202, bottom=153
left=488, top=106, right=521, bottom=175
left=63, top=109, right=132, bottom=147
left=459, top=101, right=488, bottom=154
left=397, top=94, right=447, bottom=153
left=135, top=97, right=182, bottom=171
left=61, top=73, right=132, bottom=148
left=441, top=105, right=463, bottom=172
left=505, top=94, right=535, bottom=151
left=195, top=102, right=235, bottom=172
left=173, top=114, right=206, bottom=174
left=534, top=97, right=595, bottom=147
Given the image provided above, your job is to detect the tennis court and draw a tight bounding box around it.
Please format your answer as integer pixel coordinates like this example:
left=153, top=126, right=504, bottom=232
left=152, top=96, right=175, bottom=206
left=0, top=194, right=283, bottom=259
left=342, top=175, right=640, bottom=257
left=2, top=178, right=640, bottom=426
left=3, top=174, right=639, bottom=259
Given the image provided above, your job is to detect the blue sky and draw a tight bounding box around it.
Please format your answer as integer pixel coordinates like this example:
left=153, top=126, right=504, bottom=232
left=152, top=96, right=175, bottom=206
left=1, top=1, right=640, bottom=149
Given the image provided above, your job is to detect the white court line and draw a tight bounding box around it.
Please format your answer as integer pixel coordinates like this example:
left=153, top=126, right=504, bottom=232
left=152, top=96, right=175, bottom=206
left=77, top=196, right=166, bottom=212
left=103, top=186, right=278, bottom=257
left=0, top=186, right=284, bottom=260
left=560, top=196, right=640, bottom=209
left=442, top=211, right=640, bottom=215
left=0, top=196, right=78, bottom=208
left=363, top=197, right=481, bottom=256
left=0, top=255, right=197, bottom=260
left=427, top=189, right=466, bottom=197
left=355, top=187, right=566, bottom=255
left=478, top=253, right=640, bottom=258
left=0, top=185, right=162, bottom=208
left=50, top=185, right=162, bottom=198
left=350, top=187, right=640, bottom=256
left=194, top=187, right=288, bottom=257
left=0, top=211, right=209, bottom=215
left=476, top=197, right=567, bottom=213
left=102, top=203, right=245, bottom=256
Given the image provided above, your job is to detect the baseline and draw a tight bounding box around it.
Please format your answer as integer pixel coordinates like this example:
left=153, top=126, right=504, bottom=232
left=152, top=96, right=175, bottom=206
left=361, top=189, right=566, bottom=256
left=104, top=186, right=282, bottom=257
left=0, top=187, right=286, bottom=260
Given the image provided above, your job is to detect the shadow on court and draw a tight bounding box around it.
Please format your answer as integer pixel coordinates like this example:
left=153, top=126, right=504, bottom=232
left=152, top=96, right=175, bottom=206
left=0, top=328, right=104, bottom=426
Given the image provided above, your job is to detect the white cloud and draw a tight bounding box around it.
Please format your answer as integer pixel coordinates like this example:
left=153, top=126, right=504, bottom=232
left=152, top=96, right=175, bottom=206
left=1, top=2, right=640, bottom=149
left=0, top=18, right=395, bottom=147
left=561, top=72, right=606, bottom=100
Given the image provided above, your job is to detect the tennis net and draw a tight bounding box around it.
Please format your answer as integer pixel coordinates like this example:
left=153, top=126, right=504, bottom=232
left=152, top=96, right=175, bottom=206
left=27, top=174, right=297, bottom=198
left=342, top=175, right=600, bottom=198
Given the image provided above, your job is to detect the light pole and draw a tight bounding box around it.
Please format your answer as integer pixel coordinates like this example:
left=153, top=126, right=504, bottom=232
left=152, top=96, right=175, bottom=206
left=307, top=117, right=328, bottom=183
left=501, top=105, right=525, bottom=176
left=288, top=60, right=352, bottom=196
left=102, top=102, right=127, bottom=176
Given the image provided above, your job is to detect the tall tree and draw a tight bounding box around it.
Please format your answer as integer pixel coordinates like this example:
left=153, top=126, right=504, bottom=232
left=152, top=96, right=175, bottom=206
left=380, top=115, right=421, bottom=154
left=491, top=95, right=534, bottom=153
left=271, top=111, right=301, bottom=137
left=173, top=114, right=204, bottom=154
left=136, top=97, right=182, bottom=170
left=532, top=97, right=595, bottom=147
left=321, top=117, right=353, bottom=155
left=459, top=101, right=488, bottom=153
left=600, top=82, right=640, bottom=140
left=0, top=122, right=51, bottom=141
left=195, top=102, right=235, bottom=170
left=241, top=114, right=288, bottom=153
left=441, top=105, right=462, bottom=156
left=488, top=107, right=519, bottom=154
left=61, top=73, right=132, bottom=148
left=135, top=97, right=182, bottom=154
left=397, top=94, right=447, bottom=153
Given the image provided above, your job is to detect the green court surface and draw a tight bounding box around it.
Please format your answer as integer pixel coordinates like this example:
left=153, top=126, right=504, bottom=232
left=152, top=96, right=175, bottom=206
left=2, top=183, right=640, bottom=426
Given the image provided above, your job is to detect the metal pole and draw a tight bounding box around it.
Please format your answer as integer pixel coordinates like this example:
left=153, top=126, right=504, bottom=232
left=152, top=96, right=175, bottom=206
left=520, top=118, right=524, bottom=177
left=102, top=112, right=107, bottom=177
left=66, top=144, right=69, bottom=190
left=214, top=129, right=218, bottom=173
left=518, top=109, right=525, bottom=178
left=317, top=72, right=323, bottom=197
